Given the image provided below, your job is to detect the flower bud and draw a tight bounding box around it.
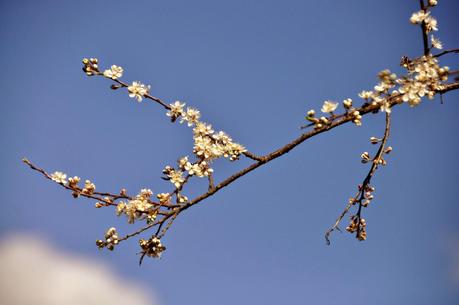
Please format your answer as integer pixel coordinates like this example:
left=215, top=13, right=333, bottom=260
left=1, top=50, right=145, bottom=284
left=370, top=137, right=380, bottom=144
left=343, top=98, right=353, bottom=109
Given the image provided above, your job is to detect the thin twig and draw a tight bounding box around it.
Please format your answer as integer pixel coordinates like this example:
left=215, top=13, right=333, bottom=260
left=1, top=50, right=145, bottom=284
left=325, top=111, right=391, bottom=244
left=158, top=212, right=179, bottom=239
left=433, top=48, right=459, bottom=58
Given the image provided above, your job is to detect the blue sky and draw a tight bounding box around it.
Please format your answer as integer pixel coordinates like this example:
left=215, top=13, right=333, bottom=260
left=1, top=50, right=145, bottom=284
left=1, top=0, right=459, bottom=304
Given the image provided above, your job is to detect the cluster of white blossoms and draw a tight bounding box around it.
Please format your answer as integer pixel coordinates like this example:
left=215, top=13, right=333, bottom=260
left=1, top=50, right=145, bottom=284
left=365, top=69, right=398, bottom=114
left=360, top=184, right=376, bottom=208
left=139, top=236, right=166, bottom=258
left=410, top=10, right=438, bottom=32
left=345, top=182, right=376, bottom=240
left=306, top=98, right=362, bottom=128
left=163, top=100, right=246, bottom=188
left=166, top=102, right=202, bottom=126
left=82, top=58, right=100, bottom=76
left=167, top=101, right=246, bottom=160
left=177, top=156, right=212, bottom=178
left=354, top=54, right=448, bottom=110
left=50, top=171, right=96, bottom=196
left=116, top=189, right=157, bottom=224
left=81, top=58, right=248, bottom=210
left=346, top=216, right=367, bottom=241
left=306, top=56, right=448, bottom=124
left=83, top=58, right=150, bottom=103
left=96, top=227, right=119, bottom=251
left=409, top=2, right=444, bottom=52
left=304, top=1, right=448, bottom=129
left=360, top=146, right=391, bottom=166
left=397, top=55, right=449, bottom=107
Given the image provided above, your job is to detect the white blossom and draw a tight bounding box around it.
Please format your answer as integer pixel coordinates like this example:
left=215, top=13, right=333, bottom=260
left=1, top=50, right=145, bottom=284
left=82, top=180, right=96, bottom=195
left=169, top=170, right=185, bottom=188
left=167, top=101, right=185, bottom=121
left=321, top=101, right=338, bottom=113
left=51, top=171, right=67, bottom=184
left=410, top=10, right=428, bottom=24
left=181, top=108, right=201, bottom=126
left=431, top=35, right=442, bottom=49
left=424, top=15, right=438, bottom=32
left=128, top=81, right=150, bottom=102
left=103, top=65, right=123, bottom=79
left=358, top=90, right=373, bottom=99
left=380, top=101, right=392, bottom=113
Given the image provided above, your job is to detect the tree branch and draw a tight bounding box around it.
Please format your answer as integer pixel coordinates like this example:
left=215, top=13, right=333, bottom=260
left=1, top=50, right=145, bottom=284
left=419, top=0, right=430, bottom=56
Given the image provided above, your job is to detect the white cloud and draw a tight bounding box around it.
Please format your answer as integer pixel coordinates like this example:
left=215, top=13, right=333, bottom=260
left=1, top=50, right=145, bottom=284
left=0, top=233, right=158, bottom=305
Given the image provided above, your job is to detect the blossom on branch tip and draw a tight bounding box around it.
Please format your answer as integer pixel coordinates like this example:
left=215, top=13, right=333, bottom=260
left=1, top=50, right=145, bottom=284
left=99, top=227, right=119, bottom=251
left=82, top=57, right=99, bottom=76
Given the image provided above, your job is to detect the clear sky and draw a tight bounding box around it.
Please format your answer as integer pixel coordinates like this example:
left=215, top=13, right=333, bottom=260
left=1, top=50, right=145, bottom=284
left=1, top=0, right=459, bottom=304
